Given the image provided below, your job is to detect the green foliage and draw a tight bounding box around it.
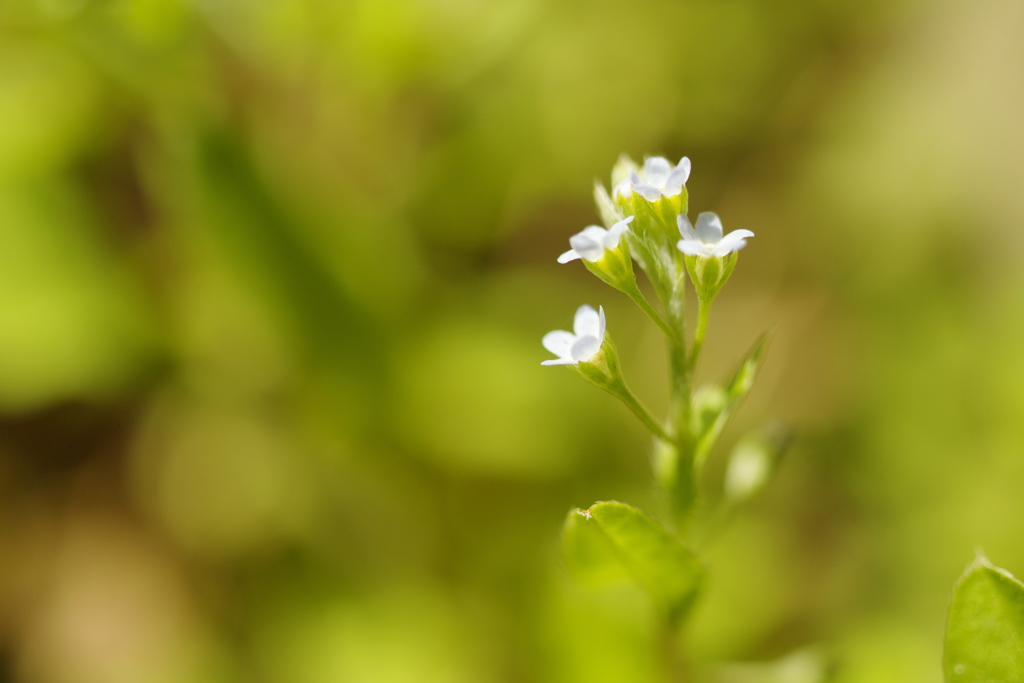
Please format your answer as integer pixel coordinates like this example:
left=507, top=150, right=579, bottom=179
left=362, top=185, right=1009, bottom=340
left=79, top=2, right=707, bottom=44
left=562, top=501, right=703, bottom=620
left=944, top=555, right=1024, bottom=682
left=694, top=331, right=772, bottom=467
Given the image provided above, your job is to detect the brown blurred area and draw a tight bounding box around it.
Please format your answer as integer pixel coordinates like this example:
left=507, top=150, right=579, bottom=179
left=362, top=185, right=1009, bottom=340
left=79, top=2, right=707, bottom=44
left=1, top=0, right=1024, bottom=681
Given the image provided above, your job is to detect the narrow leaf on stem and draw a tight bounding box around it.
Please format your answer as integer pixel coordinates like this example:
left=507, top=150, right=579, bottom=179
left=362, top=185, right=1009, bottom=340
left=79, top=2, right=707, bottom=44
left=693, top=330, right=773, bottom=468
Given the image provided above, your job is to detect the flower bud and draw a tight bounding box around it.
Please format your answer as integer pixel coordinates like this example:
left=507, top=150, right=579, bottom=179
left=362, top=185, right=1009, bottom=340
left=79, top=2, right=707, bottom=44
left=724, top=423, right=793, bottom=502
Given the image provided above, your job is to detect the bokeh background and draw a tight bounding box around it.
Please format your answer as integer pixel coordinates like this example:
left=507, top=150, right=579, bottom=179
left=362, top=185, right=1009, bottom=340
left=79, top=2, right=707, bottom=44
left=1, top=0, right=1023, bottom=680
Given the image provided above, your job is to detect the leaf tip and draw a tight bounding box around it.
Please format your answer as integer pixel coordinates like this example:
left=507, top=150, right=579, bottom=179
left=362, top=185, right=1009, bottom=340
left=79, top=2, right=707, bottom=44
left=962, top=549, right=998, bottom=578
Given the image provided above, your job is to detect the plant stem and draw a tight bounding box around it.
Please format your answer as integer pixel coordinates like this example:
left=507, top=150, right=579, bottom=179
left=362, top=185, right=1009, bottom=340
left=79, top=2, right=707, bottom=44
left=686, top=297, right=712, bottom=378
left=664, top=278, right=691, bottom=446
left=614, top=385, right=672, bottom=443
left=623, top=283, right=676, bottom=339
left=662, top=277, right=698, bottom=531
left=659, top=616, right=688, bottom=682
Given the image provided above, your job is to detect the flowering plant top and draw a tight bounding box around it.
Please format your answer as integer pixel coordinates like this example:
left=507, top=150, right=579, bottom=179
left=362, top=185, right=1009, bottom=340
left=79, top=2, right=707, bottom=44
left=541, top=153, right=786, bottom=679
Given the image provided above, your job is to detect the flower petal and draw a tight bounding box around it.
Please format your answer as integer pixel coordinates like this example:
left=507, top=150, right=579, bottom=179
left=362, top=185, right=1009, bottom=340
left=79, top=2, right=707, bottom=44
left=579, top=226, right=609, bottom=242
left=573, top=304, right=601, bottom=338
left=662, top=173, right=685, bottom=197
left=632, top=183, right=662, bottom=202
left=597, top=305, right=606, bottom=343
left=605, top=216, right=633, bottom=248
left=557, top=249, right=581, bottom=263
left=695, top=212, right=723, bottom=242
left=568, top=233, right=604, bottom=262
left=570, top=335, right=601, bottom=363
left=663, top=158, right=691, bottom=195
left=677, top=239, right=714, bottom=257
left=541, top=358, right=576, bottom=366
left=644, top=156, right=672, bottom=188
left=612, top=178, right=633, bottom=200
left=677, top=214, right=699, bottom=241
left=676, top=157, right=691, bottom=182
left=727, top=229, right=755, bottom=241
left=712, top=231, right=752, bottom=256
left=542, top=330, right=575, bottom=359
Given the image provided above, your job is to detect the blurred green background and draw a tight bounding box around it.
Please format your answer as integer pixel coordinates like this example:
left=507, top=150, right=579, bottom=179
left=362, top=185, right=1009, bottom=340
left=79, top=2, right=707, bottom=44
left=1, top=0, right=1023, bottom=681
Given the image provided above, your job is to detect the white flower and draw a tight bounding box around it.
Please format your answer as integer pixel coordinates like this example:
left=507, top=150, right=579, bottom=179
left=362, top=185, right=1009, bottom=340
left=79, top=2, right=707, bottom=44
left=541, top=305, right=606, bottom=366
left=557, top=217, right=633, bottom=264
left=611, top=177, right=633, bottom=201
left=617, top=156, right=691, bottom=202
left=677, top=212, right=754, bottom=257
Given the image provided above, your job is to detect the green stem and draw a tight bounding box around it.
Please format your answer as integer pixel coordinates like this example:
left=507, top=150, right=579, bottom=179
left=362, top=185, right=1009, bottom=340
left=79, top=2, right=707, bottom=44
left=686, top=298, right=712, bottom=378
left=666, top=296, right=712, bottom=532
left=613, top=384, right=672, bottom=443
left=659, top=615, right=689, bottom=682
left=662, top=277, right=698, bottom=531
left=623, top=282, right=675, bottom=339
left=665, top=278, right=690, bottom=441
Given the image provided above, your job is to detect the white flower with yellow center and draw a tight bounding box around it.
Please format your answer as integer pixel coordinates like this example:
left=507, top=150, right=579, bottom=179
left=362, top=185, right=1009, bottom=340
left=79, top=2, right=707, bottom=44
left=614, top=156, right=691, bottom=202
left=557, top=217, right=633, bottom=264
left=541, top=305, right=606, bottom=366
left=677, top=212, right=754, bottom=258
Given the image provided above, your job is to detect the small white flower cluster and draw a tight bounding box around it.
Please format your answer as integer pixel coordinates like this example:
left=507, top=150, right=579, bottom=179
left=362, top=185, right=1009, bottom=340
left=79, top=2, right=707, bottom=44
left=586, top=156, right=753, bottom=265
left=543, top=155, right=754, bottom=366
left=614, top=156, right=691, bottom=202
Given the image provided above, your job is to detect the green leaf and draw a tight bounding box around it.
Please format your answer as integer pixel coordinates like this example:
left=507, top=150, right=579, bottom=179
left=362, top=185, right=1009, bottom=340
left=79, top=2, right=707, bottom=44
left=562, top=501, right=703, bottom=619
left=944, top=554, right=1024, bottom=682
left=694, top=330, right=772, bottom=467
left=593, top=181, right=625, bottom=230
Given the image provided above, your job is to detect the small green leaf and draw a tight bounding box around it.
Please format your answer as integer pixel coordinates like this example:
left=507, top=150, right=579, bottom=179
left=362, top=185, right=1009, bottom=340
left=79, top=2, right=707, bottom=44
left=593, top=181, right=625, bottom=230
left=694, top=331, right=772, bottom=467
left=944, top=554, right=1024, bottom=682
left=562, top=501, right=703, bottom=619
